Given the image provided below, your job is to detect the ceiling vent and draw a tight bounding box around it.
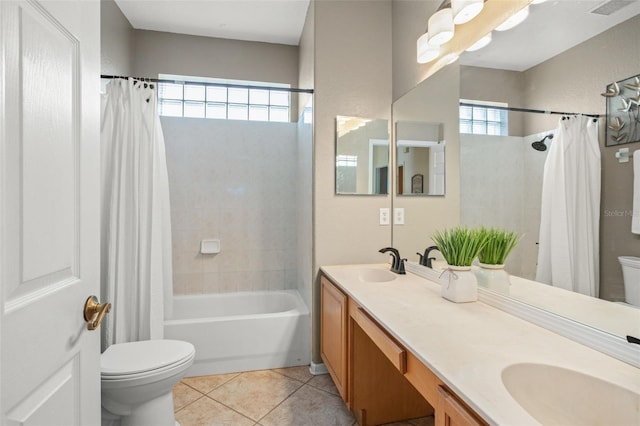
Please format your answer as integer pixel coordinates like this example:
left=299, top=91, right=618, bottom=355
left=590, top=0, right=635, bottom=16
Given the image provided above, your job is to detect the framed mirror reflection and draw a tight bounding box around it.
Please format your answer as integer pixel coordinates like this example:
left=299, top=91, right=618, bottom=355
left=396, top=121, right=445, bottom=196
left=335, top=115, right=390, bottom=195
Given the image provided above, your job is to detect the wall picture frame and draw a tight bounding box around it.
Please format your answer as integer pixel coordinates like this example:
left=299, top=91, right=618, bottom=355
left=604, top=73, right=640, bottom=147
left=411, top=174, right=423, bottom=194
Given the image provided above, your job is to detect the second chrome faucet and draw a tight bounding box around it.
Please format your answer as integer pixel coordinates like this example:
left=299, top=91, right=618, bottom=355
left=379, top=247, right=406, bottom=274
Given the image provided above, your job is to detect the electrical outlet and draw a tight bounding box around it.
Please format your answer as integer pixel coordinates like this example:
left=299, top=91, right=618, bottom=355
left=379, top=208, right=390, bottom=225
left=394, top=208, right=405, bottom=225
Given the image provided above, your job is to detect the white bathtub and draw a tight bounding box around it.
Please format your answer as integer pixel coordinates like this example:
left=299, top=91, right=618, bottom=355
left=164, top=290, right=310, bottom=377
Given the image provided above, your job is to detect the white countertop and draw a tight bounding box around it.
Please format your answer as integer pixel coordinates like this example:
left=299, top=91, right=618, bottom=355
left=320, top=263, right=640, bottom=426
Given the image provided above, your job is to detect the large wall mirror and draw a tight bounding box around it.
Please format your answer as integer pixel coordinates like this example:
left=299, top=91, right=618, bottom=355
left=335, top=116, right=390, bottom=195
left=396, top=121, right=445, bottom=196
left=392, top=1, right=640, bottom=343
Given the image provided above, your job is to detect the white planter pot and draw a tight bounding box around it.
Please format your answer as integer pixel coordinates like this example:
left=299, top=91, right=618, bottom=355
left=475, top=263, right=511, bottom=295
left=441, top=265, right=478, bottom=303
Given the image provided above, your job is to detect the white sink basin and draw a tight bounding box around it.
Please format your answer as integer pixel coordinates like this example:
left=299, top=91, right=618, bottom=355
left=502, top=363, right=640, bottom=425
left=357, top=268, right=397, bottom=283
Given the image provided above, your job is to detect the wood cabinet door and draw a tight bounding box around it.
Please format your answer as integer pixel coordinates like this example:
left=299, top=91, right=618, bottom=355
left=436, top=386, right=484, bottom=426
left=320, top=275, right=348, bottom=401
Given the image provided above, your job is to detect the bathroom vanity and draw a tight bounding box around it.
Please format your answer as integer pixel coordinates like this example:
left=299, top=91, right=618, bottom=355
left=320, top=264, right=640, bottom=426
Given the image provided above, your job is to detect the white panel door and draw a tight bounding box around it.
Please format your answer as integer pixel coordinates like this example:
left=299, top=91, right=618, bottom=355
left=0, top=0, right=101, bottom=424
left=429, top=144, right=445, bottom=195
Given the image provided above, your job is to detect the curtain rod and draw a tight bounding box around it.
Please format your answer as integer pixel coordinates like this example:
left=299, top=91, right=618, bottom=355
left=459, top=102, right=602, bottom=119
left=100, top=74, right=314, bottom=94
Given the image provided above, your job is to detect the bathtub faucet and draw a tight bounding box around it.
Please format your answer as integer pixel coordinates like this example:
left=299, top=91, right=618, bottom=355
left=379, top=247, right=406, bottom=275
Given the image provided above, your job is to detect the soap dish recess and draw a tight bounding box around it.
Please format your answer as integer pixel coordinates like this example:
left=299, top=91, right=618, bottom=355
left=200, top=239, right=220, bottom=254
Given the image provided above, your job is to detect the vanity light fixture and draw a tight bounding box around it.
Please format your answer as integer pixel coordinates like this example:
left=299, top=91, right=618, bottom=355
left=415, top=0, right=531, bottom=72
left=428, top=7, right=455, bottom=46
left=417, top=32, right=440, bottom=63
left=465, top=32, right=492, bottom=51
left=495, top=5, right=529, bottom=31
left=442, top=53, right=460, bottom=65
left=419, top=0, right=487, bottom=63
left=452, top=0, right=485, bottom=25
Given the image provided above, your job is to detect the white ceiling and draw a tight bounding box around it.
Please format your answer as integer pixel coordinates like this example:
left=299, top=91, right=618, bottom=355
left=114, top=0, right=311, bottom=45
left=461, top=0, right=640, bottom=71
left=114, top=0, right=640, bottom=70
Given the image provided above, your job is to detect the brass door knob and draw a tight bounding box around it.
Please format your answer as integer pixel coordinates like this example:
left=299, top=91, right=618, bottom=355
left=83, top=296, right=111, bottom=331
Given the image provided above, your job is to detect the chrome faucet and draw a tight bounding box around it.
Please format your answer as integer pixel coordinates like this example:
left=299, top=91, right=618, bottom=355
left=417, top=245, right=439, bottom=268
left=379, top=247, right=406, bottom=274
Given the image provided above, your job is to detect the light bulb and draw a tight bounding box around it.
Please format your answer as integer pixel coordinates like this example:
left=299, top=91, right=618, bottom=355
left=495, top=6, right=529, bottom=31
left=417, top=32, right=440, bottom=64
left=442, top=53, right=459, bottom=65
left=452, top=0, right=484, bottom=25
left=466, top=32, right=492, bottom=52
left=428, top=8, right=455, bottom=46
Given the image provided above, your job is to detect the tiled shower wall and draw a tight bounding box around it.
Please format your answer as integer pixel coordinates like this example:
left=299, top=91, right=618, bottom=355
left=162, top=117, right=299, bottom=294
left=460, top=132, right=549, bottom=280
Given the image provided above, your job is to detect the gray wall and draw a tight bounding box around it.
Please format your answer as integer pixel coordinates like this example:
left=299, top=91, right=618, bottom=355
left=101, top=2, right=301, bottom=118
left=100, top=0, right=134, bottom=76
left=311, top=0, right=393, bottom=363
left=392, top=0, right=440, bottom=101
left=132, top=30, right=299, bottom=89
left=131, top=30, right=300, bottom=119
left=460, top=66, right=526, bottom=137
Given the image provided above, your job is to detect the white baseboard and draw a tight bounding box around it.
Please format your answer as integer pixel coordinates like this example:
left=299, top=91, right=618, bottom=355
left=309, top=361, right=328, bottom=375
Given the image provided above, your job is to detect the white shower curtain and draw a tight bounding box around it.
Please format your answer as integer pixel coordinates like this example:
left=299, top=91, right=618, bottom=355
left=100, top=78, right=173, bottom=349
left=536, top=115, right=600, bottom=297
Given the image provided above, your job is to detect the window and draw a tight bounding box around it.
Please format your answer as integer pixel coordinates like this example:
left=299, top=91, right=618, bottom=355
left=158, top=75, right=291, bottom=122
left=336, top=155, right=358, bottom=167
left=459, top=100, right=508, bottom=136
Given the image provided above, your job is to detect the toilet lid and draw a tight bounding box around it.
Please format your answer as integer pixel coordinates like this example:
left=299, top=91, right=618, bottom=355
left=101, top=339, right=195, bottom=376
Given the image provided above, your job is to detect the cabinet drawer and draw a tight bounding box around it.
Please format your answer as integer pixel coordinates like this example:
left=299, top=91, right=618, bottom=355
left=351, top=306, right=406, bottom=373
left=405, top=351, right=441, bottom=406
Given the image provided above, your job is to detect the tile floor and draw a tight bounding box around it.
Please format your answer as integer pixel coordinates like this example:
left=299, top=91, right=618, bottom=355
left=173, top=366, right=434, bottom=426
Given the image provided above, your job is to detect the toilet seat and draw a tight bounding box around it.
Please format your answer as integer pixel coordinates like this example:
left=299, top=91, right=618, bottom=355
left=101, top=339, right=195, bottom=380
left=100, top=339, right=195, bottom=426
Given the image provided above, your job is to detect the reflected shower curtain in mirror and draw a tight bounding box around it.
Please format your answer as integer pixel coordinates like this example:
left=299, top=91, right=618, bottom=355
left=100, top=79, right=173, bottom=349
left=536, top=116, right=600, bottom=297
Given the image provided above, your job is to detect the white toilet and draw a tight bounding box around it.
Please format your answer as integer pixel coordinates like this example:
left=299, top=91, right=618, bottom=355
left=618, top=256, right=640, bottom=307
left=101, top=339, right=195, bottom=426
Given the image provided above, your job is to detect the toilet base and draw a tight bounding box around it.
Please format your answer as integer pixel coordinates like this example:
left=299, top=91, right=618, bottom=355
left=102, top=392, right=176, bottom=426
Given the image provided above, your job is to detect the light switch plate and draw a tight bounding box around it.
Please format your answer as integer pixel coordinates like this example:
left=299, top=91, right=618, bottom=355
left=379, top=208, right=390, bottom=225
left=394, top=208, right=405, bottom=225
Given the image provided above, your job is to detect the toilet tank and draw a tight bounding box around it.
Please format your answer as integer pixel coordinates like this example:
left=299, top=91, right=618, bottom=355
left=619, top=256, right=640, bottom=307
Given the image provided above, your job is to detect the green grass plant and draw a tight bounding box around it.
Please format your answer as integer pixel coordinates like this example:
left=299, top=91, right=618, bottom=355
left=477, top=227, right=522, bottom=265
left=431, top=226, right=489, bottom=267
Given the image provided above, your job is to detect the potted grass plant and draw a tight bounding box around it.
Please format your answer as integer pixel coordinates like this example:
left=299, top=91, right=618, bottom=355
left=431, top=226, right=489, bottom=303
left=475, top=228, right=522, bottom=294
